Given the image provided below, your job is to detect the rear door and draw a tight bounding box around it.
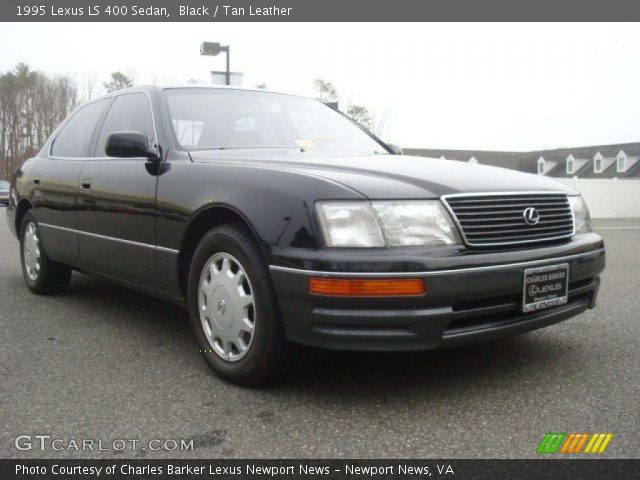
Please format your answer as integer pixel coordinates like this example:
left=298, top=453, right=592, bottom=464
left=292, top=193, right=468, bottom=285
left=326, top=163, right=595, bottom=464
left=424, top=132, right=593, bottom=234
left=76, top=91, right=161, bottom=288
left=33, top=99, right=109, bottom=266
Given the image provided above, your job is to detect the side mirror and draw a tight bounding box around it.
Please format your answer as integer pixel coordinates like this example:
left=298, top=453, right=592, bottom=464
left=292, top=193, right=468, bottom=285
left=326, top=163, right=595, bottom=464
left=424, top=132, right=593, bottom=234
left=387, top=144, right=403, bottom=155
left=105, top=132, right=160, bottom=161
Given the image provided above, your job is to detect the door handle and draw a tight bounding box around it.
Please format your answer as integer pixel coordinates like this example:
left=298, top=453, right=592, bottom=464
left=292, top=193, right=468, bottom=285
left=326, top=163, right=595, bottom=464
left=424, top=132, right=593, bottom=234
left=80, top=179, right=92, bottom=191
left=33, top=177, right=40, bottom=185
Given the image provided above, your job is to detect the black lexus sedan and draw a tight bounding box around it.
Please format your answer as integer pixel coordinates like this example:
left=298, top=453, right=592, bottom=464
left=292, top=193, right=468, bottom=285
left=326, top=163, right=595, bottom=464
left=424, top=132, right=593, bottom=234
left=6, top=86, right=605, bottom=384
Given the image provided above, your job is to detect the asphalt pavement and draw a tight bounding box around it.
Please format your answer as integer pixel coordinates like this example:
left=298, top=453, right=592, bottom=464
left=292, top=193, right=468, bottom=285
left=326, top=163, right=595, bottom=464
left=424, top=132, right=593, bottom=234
left=1, top=210, right=638, bottom=459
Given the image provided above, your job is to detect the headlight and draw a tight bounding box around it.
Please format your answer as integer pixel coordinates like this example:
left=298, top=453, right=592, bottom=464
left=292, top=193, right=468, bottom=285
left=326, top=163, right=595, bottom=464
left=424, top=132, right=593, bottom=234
left=316, top=202, right=385, bottom=247
left=568, top=195, right=592, bottom=233
left=316, top=200, right=461, bottom=248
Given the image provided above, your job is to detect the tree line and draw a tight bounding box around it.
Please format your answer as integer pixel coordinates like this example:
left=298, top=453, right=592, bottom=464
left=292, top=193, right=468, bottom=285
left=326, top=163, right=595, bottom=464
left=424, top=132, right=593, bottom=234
left=0, top=65, right=137, bottom=180
left=0, top=63, right=77, bottom=180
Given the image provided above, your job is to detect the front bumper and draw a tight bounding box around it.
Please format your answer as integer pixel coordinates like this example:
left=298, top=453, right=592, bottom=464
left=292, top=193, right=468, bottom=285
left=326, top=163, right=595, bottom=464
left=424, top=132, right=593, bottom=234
left=269, top=241, right=605, bottom=351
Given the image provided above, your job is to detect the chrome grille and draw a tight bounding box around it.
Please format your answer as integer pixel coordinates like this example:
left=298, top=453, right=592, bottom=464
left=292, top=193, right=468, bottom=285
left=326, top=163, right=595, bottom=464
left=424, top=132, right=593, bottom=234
left=442, top=192, right=574, bottom=247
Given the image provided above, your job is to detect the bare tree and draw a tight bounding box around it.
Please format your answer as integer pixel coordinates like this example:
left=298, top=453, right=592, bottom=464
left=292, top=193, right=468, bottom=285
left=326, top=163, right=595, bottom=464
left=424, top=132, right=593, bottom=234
left=80, top=71, right=99, bottom=102
left=124, top=68, right=138, bottom=86
left=370, top=107, right=391, bottom=138
left=0, top=63, right=77, bottom=179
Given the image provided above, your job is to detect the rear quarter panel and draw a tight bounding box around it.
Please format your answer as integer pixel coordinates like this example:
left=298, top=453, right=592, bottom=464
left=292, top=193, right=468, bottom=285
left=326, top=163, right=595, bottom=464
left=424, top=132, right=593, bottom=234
left=6, top=156, right=40, bottom=238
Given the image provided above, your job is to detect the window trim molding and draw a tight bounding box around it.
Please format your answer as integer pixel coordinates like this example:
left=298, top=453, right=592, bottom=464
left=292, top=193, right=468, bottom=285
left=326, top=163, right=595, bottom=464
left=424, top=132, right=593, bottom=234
left=617, top=153, right=626, bottom=173
left=49, top=90, right=159, bottom=161
left=566, top=156, right=575, bottom=175
left=594, top=158, right=603, bottom=173
left=48, top=97, right=110, bottom=159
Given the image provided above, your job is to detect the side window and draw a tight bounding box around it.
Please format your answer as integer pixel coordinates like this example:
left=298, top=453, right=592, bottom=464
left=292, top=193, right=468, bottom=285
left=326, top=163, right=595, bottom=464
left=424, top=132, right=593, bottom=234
left=50, top=99, right=108, bottom=157
left=95, top=93, right=155, bottom=157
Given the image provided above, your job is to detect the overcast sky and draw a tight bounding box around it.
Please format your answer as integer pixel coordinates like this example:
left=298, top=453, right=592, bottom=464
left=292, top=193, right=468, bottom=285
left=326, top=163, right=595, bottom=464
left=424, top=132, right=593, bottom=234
left=1, top=22, right=638, bottom=150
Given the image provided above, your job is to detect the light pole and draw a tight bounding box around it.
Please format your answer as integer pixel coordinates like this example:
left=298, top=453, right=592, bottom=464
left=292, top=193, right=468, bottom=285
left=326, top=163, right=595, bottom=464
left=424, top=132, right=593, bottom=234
left=200, top=42, right=230, bottom=85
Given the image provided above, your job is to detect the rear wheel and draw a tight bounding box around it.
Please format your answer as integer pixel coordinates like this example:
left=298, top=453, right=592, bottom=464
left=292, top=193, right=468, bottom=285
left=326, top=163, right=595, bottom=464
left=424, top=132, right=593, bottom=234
left=20, top=210, right=72, bottom=294
left=187, top=223, right=292, bottom=385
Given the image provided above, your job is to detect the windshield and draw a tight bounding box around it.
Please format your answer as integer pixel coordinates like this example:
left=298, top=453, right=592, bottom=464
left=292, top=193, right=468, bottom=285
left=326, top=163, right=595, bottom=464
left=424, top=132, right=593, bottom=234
left=163, top=88, right=387, bottom=156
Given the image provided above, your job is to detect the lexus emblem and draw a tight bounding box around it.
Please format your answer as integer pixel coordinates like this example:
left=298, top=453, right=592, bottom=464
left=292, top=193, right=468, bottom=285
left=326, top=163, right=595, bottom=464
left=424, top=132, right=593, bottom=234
left=217, top=300, right=227, bottom=316
left=523, top=207, right=540, bottom=225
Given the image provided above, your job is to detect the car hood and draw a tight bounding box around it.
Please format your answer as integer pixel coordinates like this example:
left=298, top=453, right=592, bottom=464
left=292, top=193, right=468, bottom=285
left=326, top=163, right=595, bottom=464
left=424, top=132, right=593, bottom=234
left=190, top=150, right=577, bottom=199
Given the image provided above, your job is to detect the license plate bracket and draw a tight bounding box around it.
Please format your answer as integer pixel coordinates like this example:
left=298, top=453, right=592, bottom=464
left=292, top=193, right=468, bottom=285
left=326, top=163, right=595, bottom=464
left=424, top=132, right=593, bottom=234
left=522, top=263, right=569, bottom=313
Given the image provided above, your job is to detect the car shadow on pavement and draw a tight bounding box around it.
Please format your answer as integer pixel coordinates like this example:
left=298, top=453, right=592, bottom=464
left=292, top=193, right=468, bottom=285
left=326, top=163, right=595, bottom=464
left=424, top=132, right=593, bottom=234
left=271, top=334, right=569, bottom=397
left=56, top=272, right=194, bottom=343
left=54, top=272, right=573, bottom=399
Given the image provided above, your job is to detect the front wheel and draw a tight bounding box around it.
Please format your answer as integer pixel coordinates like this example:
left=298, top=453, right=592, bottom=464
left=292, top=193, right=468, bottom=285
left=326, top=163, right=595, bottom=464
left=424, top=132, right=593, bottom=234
left=187, top=223, right=292, bottom=385
left=20, top=210, right=72, bottom=294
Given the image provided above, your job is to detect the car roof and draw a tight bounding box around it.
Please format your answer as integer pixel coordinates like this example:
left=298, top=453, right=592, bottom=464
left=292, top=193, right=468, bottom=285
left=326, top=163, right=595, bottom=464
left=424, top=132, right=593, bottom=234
left=93, top=84, right=311, bottom=102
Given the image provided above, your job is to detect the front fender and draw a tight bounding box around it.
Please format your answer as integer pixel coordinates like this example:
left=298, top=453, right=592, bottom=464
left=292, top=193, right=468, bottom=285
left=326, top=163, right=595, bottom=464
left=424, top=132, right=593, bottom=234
left=154, top=159, right=365, bottom=297
left=156, top=161, right=364, bottom=255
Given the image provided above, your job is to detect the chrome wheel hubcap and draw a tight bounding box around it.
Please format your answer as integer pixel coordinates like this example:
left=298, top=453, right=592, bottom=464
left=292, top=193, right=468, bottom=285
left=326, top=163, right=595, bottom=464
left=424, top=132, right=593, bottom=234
left=198, top=252, right=255, bottom=362
left=23, top=222, right=41, bottom=281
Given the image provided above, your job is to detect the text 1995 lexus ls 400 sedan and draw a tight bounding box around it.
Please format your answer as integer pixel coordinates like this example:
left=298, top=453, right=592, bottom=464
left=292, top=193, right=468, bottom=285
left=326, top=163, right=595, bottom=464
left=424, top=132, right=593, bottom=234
left=7, top=86, right=605, bottom=384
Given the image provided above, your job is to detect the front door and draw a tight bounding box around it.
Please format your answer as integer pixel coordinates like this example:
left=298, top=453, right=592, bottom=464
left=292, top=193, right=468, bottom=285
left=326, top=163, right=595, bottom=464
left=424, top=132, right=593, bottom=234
left=77, top=91, right=161, bottom=288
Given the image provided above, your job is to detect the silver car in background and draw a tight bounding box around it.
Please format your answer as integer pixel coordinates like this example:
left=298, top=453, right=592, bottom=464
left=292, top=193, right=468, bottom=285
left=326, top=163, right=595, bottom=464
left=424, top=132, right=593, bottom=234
left=0, top=180, right=10, bottom=206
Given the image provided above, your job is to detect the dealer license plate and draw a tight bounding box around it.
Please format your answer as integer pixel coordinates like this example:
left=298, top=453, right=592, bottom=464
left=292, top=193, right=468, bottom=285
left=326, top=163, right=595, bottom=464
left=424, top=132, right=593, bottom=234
left=522, top=264, right=569, bottom=313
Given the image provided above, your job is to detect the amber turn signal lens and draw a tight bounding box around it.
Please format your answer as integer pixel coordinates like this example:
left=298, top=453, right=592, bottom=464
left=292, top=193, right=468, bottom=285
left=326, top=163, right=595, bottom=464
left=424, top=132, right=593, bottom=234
left=308, top=277, right=425, bottom=297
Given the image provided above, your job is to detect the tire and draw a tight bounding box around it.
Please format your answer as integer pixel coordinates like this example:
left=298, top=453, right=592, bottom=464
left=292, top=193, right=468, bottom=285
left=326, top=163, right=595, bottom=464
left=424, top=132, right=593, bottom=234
left=187, top=223, right=292, bottom=385
left=19, top=209, right=72, bottom=294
